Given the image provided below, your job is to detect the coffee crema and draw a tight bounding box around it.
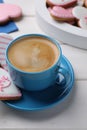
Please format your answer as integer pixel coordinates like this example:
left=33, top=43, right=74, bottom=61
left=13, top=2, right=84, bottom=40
left=8, top=37, right=59, bottom=72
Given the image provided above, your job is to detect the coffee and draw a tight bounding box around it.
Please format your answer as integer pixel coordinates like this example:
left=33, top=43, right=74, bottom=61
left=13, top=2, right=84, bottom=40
left=8, top=36, right=59, bottom=72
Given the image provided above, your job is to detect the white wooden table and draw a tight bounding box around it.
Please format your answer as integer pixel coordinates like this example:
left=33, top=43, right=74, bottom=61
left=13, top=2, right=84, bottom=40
left=0, top=0, right=87, bottom=129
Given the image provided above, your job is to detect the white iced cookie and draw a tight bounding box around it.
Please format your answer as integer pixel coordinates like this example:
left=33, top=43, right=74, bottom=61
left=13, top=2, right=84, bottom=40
left=72, top=6, right=87, bottom=19
left=78, top=16, right=87, bottom=29
left=46, top=0, right=77, bottom=7
left=0, top=68, right=22, bottom=100
left=77, top=0, right=84, bottom=6
left=48, top=0, right=76, bottom=4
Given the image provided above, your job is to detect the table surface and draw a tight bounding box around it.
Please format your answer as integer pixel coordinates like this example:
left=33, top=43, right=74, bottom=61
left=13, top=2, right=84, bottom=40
left=0, top=0, right=87, bottom=129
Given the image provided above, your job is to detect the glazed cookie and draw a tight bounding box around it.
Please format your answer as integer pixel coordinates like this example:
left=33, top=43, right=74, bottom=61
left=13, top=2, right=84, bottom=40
left=46, top=0, right=77, bottom=8
left=72, top=6, right=87, bottom=19
left=77, top=0, right=84, bottom=6
left=0, top=68, right=22, bottom=100
left=78, top=16, right=87, bottom=29
left=0, top=3, right=22, bottom=25
left=49, top=6, right=75, bottom=22
left=0, top=33, right=13, bottom=70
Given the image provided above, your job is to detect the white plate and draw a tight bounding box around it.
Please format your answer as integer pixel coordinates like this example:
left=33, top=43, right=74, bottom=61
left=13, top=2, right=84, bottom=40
left=35, top=0, right=87, bottom=49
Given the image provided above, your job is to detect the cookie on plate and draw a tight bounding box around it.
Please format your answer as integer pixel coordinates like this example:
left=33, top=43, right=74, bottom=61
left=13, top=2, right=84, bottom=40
left=72, top=6, right=87, bottom=19
left=77, top=0, right=85, bottom=6
left=46, top=0, right=77, bottom=8
left=78, top=16, right=87, bottom=29
left=48, top=6, right=75, bottom=22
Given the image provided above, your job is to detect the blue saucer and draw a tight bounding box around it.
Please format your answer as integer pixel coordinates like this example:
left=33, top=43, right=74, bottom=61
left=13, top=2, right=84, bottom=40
left=3, top=56, right=74, bottom=111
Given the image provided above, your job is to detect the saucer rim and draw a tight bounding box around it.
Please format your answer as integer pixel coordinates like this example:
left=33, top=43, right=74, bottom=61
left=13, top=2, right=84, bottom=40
left=3, top=55, right=74, bottom=111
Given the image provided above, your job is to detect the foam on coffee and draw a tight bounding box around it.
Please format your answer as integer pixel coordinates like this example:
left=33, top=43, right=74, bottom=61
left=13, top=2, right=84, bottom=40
left=8, top=37, right=59, bottom=72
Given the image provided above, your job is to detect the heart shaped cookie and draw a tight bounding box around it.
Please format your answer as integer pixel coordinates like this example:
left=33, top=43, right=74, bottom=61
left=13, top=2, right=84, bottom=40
left=49, top=6, right=75, bottom=22
left=77, top=0, right=84, bottom=6
left=46, top=0, right=77, bottom=8
left=72, top=6, right=87, bottom=29
left=0, top=3, right=22, bottom=25
left=72, top=6, right=87, bottom=19
left=78, top=16, right=87, bottom=29
left=0, top=33, right=22, bottom=100
left=0, top=68, right=22, bottom=100
left=0, top=33, right=13, bottom=70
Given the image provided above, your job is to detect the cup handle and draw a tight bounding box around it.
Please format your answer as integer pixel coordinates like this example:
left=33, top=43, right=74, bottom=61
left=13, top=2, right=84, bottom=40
left=56, top=65, right=73, bottom=98
left=56, top=66, right=70, bottom=88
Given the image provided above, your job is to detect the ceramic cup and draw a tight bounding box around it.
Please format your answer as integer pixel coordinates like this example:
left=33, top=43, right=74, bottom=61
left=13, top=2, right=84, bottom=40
left=6, top=34, right=68, bottom=91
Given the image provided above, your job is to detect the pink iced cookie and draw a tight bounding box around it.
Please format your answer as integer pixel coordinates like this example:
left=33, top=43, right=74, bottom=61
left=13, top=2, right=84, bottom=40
left=78, top=16, right=87, bottom=29
left=0, top=3, right=22, bottom=25
left=72, top=6, right=87, bottom=19
left=0, top=68, right=22, bottom=100
left=46, top=0, right=77, bottom=8
left=49, top=6, right=75, bottom=22
left=0, top=33, right=13, bottom=70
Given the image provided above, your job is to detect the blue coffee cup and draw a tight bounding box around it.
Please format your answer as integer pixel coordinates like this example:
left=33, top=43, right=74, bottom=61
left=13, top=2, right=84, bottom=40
left=6, top=34, right=68, bottom=91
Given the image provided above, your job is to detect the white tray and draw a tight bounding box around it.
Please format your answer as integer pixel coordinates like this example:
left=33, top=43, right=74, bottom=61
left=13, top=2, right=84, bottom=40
left=35, top=0, right=87, bottom=49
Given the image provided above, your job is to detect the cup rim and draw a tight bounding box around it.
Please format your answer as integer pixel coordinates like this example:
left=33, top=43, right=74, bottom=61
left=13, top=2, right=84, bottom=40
left=6, top=33, right=62, bottom=74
